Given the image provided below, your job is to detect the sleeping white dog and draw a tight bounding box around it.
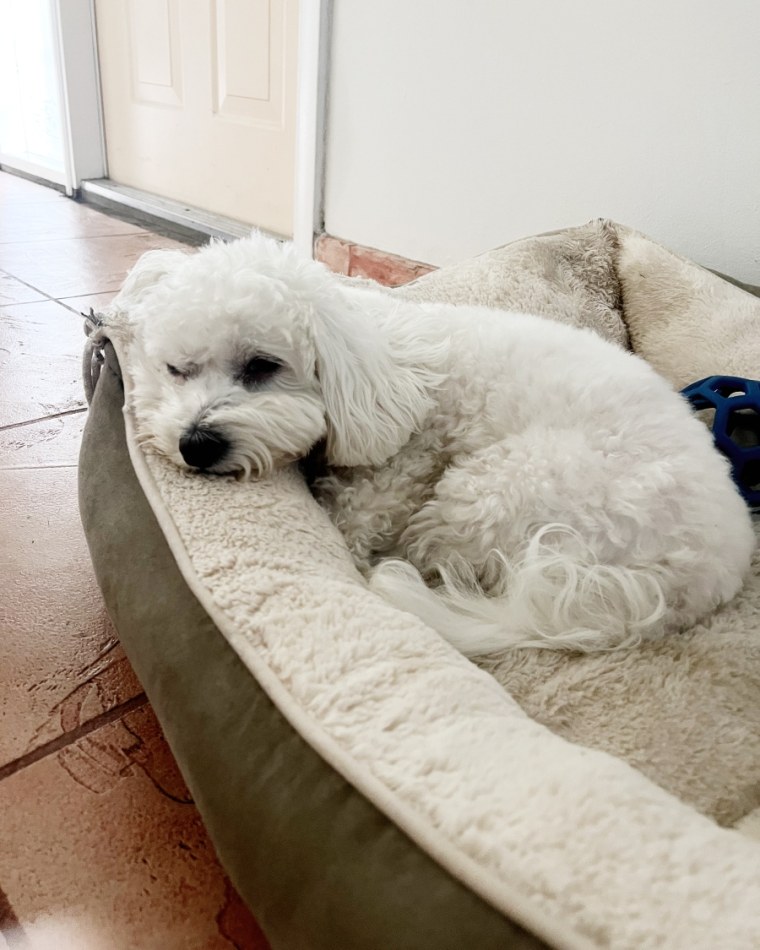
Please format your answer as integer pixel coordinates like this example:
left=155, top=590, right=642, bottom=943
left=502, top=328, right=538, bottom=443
left=115, top=232, right=755, bottom=656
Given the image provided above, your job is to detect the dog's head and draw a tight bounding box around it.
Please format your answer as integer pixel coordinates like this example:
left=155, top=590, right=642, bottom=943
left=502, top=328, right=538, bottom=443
left=115, top=233, right=441, bottom=477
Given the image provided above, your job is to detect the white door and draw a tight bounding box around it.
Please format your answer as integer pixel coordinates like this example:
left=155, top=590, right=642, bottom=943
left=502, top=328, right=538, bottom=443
left=94, top=0, right=299, bottom=237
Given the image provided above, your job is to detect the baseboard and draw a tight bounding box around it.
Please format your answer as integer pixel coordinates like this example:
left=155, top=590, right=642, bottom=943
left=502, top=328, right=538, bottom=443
left=314, top=234, right=436, bottom=286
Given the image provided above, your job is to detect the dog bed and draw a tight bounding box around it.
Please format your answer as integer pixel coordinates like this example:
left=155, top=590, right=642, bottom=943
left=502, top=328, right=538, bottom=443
left=79, top=221, right=760, bottom=950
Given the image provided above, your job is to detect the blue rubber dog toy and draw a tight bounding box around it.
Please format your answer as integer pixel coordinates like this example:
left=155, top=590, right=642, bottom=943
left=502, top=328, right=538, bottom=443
left=681, top=375, right=760, bottom=509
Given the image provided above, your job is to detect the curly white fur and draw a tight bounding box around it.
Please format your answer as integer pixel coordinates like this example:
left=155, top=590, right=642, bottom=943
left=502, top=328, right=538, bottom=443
left=114, top=232, right=755, bottom=656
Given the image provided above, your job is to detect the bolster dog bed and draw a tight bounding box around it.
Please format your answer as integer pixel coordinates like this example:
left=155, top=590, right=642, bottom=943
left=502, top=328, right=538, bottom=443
left=79, top=221, right=760, bottom=950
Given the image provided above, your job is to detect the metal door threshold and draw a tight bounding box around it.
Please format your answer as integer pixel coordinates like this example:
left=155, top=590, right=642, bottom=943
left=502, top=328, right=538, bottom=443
left=79, top=179, right=274, bottom=244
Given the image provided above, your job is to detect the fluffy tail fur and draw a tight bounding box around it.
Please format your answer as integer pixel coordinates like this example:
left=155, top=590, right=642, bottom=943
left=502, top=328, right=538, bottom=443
left=369, top=526, right=668, bottom=656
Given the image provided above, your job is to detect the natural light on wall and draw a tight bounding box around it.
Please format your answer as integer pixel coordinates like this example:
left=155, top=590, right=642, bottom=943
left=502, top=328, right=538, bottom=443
left=0, top=0, right=66, bottom=182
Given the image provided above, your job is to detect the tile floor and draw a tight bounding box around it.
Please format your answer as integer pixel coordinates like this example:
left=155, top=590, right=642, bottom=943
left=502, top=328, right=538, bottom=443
left=0, top=171, right=270, bottom=949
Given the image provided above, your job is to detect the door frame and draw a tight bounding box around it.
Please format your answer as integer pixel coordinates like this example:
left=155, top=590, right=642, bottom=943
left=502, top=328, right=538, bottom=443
left=292, top=0, right=330, bottom=255
left=54, top=0, right=327, bottom=253
left=54, top=0, right=107, bottom=194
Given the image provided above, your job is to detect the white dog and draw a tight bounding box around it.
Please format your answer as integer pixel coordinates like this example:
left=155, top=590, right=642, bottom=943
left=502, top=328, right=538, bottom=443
left=114, top=233, right=755, bottom=656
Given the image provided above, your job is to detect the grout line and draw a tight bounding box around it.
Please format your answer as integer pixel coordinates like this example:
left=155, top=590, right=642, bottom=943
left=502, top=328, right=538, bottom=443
left=1, top=232, right=159, bottom=248
left=0, top=227, right=148, bottom=247
left=0, top=693, right=148, bottom=783
left=0, top=407, right=87, bottom=433
left=0, top=267, right=54, bottom=306
left=0, top=464, right=79, bottom=472
left=55, top=297, right=117, bottom=318
left=0, top=265, right=120, bottom=313
left=1, top=292, right=118, bottom=317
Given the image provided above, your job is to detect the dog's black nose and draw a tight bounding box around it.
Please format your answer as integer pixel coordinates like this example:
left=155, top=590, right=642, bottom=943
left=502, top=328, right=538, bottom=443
left=179, top=426, right=230, bottom=470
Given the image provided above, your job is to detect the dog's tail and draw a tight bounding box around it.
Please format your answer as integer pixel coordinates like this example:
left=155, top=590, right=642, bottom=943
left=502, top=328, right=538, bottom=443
left=368, top=525, right=668, bottom=656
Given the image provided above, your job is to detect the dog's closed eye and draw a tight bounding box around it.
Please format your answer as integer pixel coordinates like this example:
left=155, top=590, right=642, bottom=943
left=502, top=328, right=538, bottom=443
left=167, top=363, right=188, bottom=379
left=166, top=362, right=201, bottom=381
left=240, top=355, right=282, bottom=389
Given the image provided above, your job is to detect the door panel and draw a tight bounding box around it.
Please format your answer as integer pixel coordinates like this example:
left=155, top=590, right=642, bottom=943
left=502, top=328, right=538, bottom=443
left=212, top=0, right=284, bottom=124
left=95, top=0, right=298, bottom=236
left=129, top=0, right=183, bottom=107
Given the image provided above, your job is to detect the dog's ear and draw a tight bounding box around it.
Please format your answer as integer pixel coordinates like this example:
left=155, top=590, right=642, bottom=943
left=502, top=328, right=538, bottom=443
left=113, top=248, right=188, bottom=313
left=309, top=290, right=442, bottom=467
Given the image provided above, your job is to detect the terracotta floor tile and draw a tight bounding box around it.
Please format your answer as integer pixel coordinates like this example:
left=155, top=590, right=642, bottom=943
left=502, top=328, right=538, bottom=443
left=0, top=299, right=86, bottom=426
left=0, top=468, right=143, bottom=767
left=0, top=232, right=189, bottom=299
left=0, top=171, right=269, bottom=947
left=0, top=411, right=87, bottom=469
left=0, top=704, right=269, bottom=949
left=0, top=271, right=47, bottom=306
left=0, top=197, right=144, bottom=245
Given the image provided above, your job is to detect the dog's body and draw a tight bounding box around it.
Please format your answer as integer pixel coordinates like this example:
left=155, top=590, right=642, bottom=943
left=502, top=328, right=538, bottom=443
left=118, top=234, right=755, bottom=655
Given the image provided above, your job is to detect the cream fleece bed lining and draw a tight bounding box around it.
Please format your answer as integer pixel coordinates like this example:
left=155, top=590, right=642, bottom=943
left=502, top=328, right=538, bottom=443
left=119, top=421, right=579, bottom=950
left=104, top=221, right=760, bottom=949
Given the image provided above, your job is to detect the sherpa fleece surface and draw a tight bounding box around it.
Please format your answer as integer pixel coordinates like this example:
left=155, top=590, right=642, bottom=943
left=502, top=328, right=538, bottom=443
left=80, top=221, right=760, bottom=950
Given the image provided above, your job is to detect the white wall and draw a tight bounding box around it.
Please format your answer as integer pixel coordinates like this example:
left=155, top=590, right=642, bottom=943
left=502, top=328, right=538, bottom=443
left=324, top=0, right=760, bottom=282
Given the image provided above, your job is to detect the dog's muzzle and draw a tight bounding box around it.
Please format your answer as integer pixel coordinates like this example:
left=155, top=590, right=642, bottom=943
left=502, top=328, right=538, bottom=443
left=179, top=425, right=230, bottom=471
